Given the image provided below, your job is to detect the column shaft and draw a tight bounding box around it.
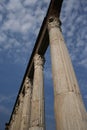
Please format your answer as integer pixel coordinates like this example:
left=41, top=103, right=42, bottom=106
left=29, top=54, right=45, bottom=130
left=9, top=93, right=24, bottom=130
left=13, top=106, right=19, bottom=130
left=20, top=77, right=32, bottom=130
left=48, top=16, right=87, bottom=130
left=16, top=93, right=24, bottom=130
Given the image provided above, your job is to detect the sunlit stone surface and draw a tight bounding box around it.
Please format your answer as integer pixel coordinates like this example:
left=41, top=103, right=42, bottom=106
left=20, top=77, right=32, bottom=130
left=29, top=54, right=45, bottom=130
left=48, top=16, right=87, bottom=130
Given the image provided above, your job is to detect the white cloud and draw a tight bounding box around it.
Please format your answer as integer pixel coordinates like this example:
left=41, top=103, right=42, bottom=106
left=0, top=0, right=87, bottom=69
left=0, top=0, right=50, bottom=65
left=0, top=95, right=16, bottom=115
left=0, top=33, right=7, bottom=43
left=7, top=0, right=23, bottom=11
left=61, top=0, right=87, bottom=68
left=23, top=0, right=38, bottom=5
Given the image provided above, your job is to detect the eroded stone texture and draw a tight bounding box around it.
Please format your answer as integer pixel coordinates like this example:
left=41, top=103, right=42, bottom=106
left=29, top=54, right=45, bottom=130
left=9, top=93, right=24, bottom=130
left=20, top=77, right=32, bottom=130
left=16, top=93, right=24, bottom=130
left=48, top=16, right=87, bottom=130
left=9, top=114, right=15, bottom=130
left=13, top=104, right=19, bottom=130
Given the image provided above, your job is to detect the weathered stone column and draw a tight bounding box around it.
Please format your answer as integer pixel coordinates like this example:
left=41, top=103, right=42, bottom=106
left=47, top=16, right=87, bottom=130
left=20, top=77, right=32, bottom=130
left=29, top=54, right=45, bottom=130
left=9, top=93, right=24, bottom=130
left=16, top=93, right=24, bottom=130
left=13, top=105, right=19, bottom=130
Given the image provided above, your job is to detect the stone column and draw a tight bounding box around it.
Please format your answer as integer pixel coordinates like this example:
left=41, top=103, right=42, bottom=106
left=16, top=93, right=24, bottom=130
left=29, top=54, right=45, bottom=130
left=13, top=105, right=19, bottom=130
left=8, top=93, right=23, bottom=130
left=47, top=16, right=87, bottom=130
left=10, top=94, right=23, bottom=130
left=20, top=77, right=32, bottom=130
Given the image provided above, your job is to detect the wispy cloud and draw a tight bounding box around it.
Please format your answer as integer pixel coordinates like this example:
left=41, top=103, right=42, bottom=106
left=0, top=1, right=87, bottom=130
left=0, top=0, right=50, bottom=64
left=0, top=94, right=16, bottom=116
left=61, top=0, right=87, bottom=68
left=0, top=0, right=86, bottom=68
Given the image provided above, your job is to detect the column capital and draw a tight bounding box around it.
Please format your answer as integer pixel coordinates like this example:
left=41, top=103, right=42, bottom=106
left=34, top=54, right=45, bottom=69
left=24, top=77, right=32, bottom=88
left=14, top=104, right=19, bottom=114
left=24, top=77, right=32, bottom=94
left=19, top=93, right=23, bottom=104
left=12, top=114, right=15, bottom=122
left=47, top=16, right=61, bottom=30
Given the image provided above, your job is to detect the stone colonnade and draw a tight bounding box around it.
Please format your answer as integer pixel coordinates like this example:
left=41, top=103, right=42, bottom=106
left=6, top=54, right=45, bottom=130
left=6, top=16, right=87, bottom=130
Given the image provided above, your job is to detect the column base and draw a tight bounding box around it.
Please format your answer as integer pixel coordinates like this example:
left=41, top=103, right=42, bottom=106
left=54, top=92, right=87, bottom=130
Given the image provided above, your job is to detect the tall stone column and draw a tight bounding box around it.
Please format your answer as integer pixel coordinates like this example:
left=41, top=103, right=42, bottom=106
left=47, top=16, right=87, bottom=130
left=8, top=93, right=23, bottom=130
left=16, top=93, right=24, bottom=130
left=13, top=105, right=19, bottom=130
left=20, top=77, right=32, bottom=130
left=29, top=54, right=45, bottom=130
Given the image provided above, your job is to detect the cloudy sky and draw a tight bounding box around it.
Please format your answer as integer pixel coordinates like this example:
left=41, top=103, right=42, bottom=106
left=0, top=0, right=87, bottom=130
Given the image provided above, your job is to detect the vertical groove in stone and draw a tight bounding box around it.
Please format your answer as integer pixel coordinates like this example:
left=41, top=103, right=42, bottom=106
left=47, top=16, right=87, bottom=130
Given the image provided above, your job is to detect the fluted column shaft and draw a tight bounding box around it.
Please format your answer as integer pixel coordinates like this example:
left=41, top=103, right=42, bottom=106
left=20, top=77, right=32, bottom=130
left=13, top=105, right=19, bottom=130
left=16, top=93, right=24, bottom=130
left=47, top=16, right=87, bottom=130
left=29, top=54, right=45, bottom=130
left=9, top=93, right=23, bottom=130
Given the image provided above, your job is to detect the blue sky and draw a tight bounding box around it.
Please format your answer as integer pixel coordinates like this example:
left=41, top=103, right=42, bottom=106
left=0, top=0, right=87, bottom=130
